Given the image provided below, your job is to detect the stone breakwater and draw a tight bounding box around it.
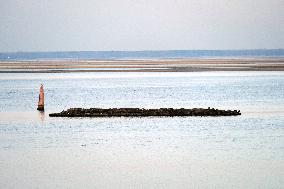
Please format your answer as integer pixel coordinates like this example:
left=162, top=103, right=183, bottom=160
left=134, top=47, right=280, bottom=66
left=49, top=108, right=241, bottom=117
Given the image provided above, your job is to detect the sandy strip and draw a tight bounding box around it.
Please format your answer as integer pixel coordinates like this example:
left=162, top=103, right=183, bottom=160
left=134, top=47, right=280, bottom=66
left=0, top=58, right=284, bottom=72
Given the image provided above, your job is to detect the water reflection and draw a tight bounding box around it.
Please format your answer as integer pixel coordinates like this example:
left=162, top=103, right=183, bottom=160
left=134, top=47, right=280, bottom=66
left=38, top=110, right=45, bottom=123
left=0, top=71, right=283, bottom=188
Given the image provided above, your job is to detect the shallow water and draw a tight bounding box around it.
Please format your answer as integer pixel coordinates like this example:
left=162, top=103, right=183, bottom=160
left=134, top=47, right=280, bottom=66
left=0, top=71, right=283, bottom=188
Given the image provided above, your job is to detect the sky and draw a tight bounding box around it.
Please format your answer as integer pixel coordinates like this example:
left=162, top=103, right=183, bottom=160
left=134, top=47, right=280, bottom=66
left=0, top=0, right=284, bottom=52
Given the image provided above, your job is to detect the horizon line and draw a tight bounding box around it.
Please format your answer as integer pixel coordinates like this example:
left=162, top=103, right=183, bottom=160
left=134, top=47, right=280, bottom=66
left=1, top=48, right=284, bottom=54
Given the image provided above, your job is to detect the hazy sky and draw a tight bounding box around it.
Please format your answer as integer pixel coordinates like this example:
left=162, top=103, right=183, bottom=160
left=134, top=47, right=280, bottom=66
left=1, top=0, right=284, bottom=52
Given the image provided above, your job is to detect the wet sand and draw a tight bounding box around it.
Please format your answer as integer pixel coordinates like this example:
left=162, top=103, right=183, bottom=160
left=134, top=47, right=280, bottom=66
left=0, top=58, right=284, bottom=72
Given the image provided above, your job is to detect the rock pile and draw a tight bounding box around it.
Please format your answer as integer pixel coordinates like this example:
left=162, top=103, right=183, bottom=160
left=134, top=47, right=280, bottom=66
left=49, top=107, right=241, bottom=117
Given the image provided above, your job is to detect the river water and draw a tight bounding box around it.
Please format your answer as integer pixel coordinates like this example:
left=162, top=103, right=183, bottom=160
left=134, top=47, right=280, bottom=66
left=0, top=71, right=283, bottom=188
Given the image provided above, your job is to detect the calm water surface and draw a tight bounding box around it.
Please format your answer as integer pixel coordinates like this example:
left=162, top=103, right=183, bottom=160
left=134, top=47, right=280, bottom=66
left=0, top=71, right=283, bottom=188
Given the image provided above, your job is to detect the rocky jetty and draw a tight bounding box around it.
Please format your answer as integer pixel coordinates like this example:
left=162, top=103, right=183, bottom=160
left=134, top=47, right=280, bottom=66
left=49, top=107, right=241, bottom=117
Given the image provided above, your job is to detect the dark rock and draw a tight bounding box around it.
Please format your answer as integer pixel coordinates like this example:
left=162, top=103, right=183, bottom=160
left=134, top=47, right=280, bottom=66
left=49, top=107, right=241, bottom=117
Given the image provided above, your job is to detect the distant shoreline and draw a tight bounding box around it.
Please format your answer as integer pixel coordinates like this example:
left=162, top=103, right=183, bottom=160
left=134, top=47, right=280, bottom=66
left=1, top=58, right=284, bottom=72
left=1, top=49, right=284, bottom=60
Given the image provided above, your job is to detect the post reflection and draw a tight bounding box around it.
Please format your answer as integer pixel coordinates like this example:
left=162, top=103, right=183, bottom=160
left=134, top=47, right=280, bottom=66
left=38, top=110, right=45, bottom=123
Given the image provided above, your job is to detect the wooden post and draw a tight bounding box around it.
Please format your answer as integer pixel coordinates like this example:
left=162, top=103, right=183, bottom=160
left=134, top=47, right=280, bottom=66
left=37, top=84, right=44, bottom=111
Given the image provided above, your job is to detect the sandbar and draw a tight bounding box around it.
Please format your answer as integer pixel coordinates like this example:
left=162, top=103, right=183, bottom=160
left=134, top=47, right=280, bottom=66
left=0, top=58, right=284, bottom=73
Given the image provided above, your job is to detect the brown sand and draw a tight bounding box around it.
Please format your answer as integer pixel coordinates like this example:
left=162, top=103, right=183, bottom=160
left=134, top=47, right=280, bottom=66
left=0, top=58, right=284, bottom=73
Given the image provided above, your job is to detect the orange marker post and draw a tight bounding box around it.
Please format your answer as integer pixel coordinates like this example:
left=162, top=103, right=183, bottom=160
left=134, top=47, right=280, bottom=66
left=37, top=84, right=44, bottom=111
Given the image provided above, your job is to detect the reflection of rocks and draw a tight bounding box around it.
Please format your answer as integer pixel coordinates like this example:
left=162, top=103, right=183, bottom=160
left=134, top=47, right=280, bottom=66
left=49, top=107, right=241, bottom=117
